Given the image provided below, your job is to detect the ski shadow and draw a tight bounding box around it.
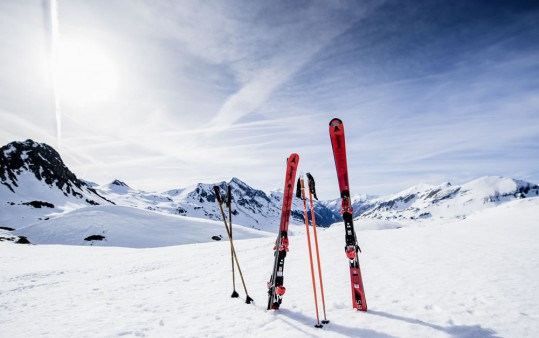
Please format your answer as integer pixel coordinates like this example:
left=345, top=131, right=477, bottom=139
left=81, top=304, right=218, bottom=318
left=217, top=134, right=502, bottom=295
left=367, top=309, right=502, bottom=338
left=277, top=308, right=398, bottom=338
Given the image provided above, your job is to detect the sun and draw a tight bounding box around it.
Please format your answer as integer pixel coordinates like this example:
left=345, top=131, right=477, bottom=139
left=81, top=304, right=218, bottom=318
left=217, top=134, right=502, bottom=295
left=54, top=40, right=118, bottom=105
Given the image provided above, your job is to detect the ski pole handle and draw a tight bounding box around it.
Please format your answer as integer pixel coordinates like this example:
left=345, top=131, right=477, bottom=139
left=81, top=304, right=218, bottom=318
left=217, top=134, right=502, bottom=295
left=306, top=172, right=318, bottom=200
left=213, top=186, right=223, bottom=205
left=226, top=185, right=232, bottom=208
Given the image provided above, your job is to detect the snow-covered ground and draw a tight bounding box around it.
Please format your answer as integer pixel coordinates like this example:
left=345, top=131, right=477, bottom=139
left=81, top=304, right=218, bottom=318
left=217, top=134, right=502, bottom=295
left=14, top=205, right=273, bottom=248
left=1, top=197, right=538, bottom=337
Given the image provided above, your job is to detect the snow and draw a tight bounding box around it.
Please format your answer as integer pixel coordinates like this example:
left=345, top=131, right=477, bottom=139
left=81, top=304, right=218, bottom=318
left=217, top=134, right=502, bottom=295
left=356, top=219, right=404, bottom=231
left=460, top=176, right=530, bottom=199
left=360, top=176, right=539, bottom=224
left=2, top=144, right=16, bottom=157
left=100, top=180, right=134, bottom=194
left=2, top=197, right=538, bottom=337
left=16, top=205, right=273, bottom=247
left=389, top=183, right=437, bottom=200
left=0, top=171, right=113, bottom=229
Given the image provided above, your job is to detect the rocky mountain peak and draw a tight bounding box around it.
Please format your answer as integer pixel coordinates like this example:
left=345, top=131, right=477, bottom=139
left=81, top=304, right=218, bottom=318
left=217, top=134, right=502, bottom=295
left=0, top=140, right=113, bottom=214
left=111, top=179, right=129, bottom=187
left=0, top=139, right=84, bottom=194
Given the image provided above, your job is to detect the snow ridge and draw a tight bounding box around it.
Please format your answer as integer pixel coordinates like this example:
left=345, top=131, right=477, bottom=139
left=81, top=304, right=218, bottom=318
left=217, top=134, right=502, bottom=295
left=358, top=176, right=539, bottom=223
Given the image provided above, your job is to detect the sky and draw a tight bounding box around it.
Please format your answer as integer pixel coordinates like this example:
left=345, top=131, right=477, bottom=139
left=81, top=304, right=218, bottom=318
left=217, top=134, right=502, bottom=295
left=1, top=0, right=538, bottom=198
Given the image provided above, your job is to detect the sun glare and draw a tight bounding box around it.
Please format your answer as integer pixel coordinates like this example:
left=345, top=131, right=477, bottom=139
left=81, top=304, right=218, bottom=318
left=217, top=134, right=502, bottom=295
left=55, top=40, right=118, bottom=105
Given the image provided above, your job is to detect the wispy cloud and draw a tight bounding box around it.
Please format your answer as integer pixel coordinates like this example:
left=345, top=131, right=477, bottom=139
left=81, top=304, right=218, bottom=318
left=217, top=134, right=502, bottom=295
left=1, top=0, right=538, bottom=196
left=126, top=1, right=377, bottom=129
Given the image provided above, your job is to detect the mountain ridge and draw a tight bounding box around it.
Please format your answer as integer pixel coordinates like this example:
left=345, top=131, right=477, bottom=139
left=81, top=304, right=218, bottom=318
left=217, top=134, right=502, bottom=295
left=1, top=140, right=538, bottom=233
left=358, top=176, right=539, bottom=223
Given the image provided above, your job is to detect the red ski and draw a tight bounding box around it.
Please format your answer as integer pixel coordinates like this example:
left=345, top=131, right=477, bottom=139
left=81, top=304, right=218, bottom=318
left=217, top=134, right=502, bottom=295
left=329, top=118, right=367, bottom=311
left=267, top=153, right=299, bottom=310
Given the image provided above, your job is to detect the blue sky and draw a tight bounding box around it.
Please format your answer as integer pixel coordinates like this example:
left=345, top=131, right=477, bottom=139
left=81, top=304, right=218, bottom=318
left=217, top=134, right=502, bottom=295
left=1, top=0, right=538, bottom=198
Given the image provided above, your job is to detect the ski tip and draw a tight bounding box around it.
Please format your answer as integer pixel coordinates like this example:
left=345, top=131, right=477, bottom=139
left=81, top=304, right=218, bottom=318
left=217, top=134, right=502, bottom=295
left=288, top=153, right=300, bottom=165
left=329, top=118, right=343, bottom=126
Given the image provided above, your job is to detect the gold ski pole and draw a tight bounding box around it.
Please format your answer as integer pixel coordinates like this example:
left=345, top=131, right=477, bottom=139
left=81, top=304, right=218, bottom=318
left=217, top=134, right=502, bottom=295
left=227, top=185, right=239, bottom=298
left=214, top=186, right=253, bottom=304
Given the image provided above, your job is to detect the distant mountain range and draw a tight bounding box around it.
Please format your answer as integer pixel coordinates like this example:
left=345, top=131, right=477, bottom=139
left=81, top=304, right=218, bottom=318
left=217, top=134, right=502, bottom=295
left=0, top=140, right=340, bottom=233
left=356, top=177, right=538, bottom=223
left=2, top=140, right=538, bottom=237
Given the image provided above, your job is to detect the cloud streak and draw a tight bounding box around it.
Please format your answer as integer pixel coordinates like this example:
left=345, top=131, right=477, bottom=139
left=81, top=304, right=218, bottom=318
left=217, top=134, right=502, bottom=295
left=1, top=0, right=538, bottom=197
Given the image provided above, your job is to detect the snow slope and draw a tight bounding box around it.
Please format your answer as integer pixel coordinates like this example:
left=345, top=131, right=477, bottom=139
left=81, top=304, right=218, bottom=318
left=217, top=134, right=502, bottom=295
left=15, top=205, right=273, bottom=248
left=1, top=197, right=538, bottom=337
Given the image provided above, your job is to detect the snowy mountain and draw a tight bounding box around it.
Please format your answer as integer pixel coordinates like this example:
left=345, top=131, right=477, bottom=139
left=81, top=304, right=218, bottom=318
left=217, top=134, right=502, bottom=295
left=0, top=140, right=113, bottom=228
left=321, top=193, right=378, bottom=219
left=2, top=140, right=539, bottom=245
left=92, top=177, right=340, bottom=230
left=0, top=140, right=340, bottom=233
left=96, top=177, right=293, bottom=232
left=358, top=176, right=539, bottom=224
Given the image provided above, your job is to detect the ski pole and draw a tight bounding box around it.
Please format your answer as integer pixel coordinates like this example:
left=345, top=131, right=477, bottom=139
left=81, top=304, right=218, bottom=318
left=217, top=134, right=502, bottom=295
left=306, top=172, right=329, bottom=324
left=226, top=185, right=239, bottom=298
left=214, top=186, right=253, bottom=304
left=297, top=175, right=323, bottom=328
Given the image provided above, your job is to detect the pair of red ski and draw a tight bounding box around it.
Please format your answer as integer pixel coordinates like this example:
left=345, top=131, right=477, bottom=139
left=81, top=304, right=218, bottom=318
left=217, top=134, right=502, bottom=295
left=267, top=118, right=367, bottom=319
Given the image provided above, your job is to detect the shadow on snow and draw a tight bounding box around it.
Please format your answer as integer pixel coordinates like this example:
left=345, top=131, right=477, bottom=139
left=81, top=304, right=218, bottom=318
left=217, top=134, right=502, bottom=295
left=276, top=308, right=398, bottom=338
left=367, top=309, right=501, bottom=338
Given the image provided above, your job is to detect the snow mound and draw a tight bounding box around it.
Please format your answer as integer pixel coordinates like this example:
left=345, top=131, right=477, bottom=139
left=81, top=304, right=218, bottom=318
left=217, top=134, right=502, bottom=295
left=16, top=205, right=272, bottom=248
left=461, top=176, right=530, bottom=198
left=357, top=219, right=405, bottom=231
